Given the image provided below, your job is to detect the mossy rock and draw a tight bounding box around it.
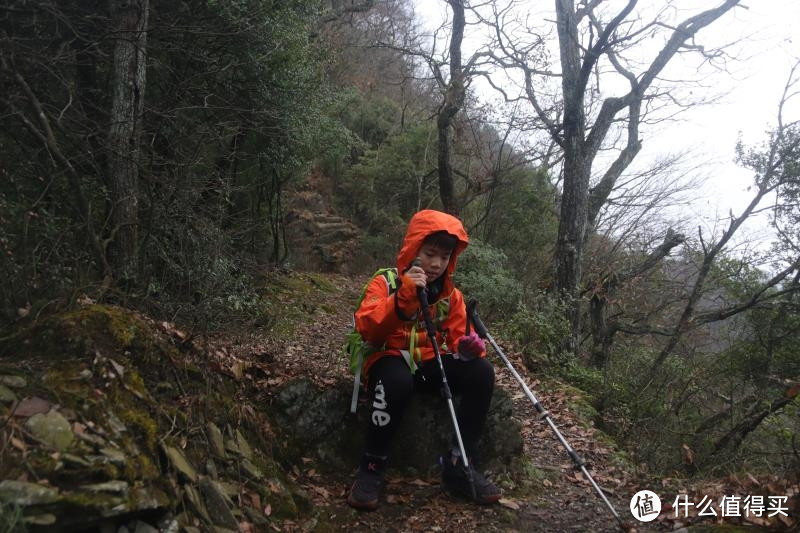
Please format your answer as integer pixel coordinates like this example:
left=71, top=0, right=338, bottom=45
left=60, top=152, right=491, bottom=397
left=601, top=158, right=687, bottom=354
left=0, top=304, right=305, bottom=531
left=0, top=304, right=146, bottom=361
left=268, top=376, right=524, bottom=475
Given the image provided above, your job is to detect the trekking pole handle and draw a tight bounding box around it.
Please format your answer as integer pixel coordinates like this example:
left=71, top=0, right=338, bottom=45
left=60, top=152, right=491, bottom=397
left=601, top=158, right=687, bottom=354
left=414, top=274, right=452, bottom=400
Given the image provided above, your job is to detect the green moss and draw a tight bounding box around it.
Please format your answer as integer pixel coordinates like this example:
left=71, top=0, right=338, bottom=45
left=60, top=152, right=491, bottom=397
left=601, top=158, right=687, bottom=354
left=122, top=449, right=158, bottom=482
left=306, top=273, right=335, bottom=292
left=504, top=455, right=558, bottom=498
left=259, top=272, right=342, bottom=337
left=116, top=406, right=158, bottom=453
left=282, top=275, right=318, bottom=295
left=257, top=478, right=298, bottom=518
left=102, top=463, right=122, bottom=480
left=122, top=368, right=148, bottom=398
left=26, top=453, right=60, bottom=475
left=58, top=305, right=135, bottom=350
left=127, top=484, right=170, bottom=510
left=609, top=448, right=635, bottom=472
left=0, top=302, right=307, bottom=526
left=40, top=367, right=81, bottom=411
left=567, top=399, right=600, bottom=428
left=0, top=304, right=148, bottom=362
left=60, top=490, right=121, bottom=509
left=104, top=309, right=138, bottom=348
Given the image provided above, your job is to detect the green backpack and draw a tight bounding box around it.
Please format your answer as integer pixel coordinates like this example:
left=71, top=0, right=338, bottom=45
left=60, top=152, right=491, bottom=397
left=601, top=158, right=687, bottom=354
left=344, top=268, right=399, bottom=413
left=344, top=268, right=452, bottom=413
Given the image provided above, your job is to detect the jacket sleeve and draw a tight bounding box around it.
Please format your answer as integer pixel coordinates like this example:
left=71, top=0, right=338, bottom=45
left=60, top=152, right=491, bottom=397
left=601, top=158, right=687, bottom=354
left=445, top=289, right=487, bottom=358
left=355, top=273, right=419, bottom=346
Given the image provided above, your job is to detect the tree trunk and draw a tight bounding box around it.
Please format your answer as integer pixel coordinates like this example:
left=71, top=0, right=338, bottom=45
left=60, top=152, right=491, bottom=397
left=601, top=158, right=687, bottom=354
left=553, top=0, right=588, bottom=353
left=436, top=0, right=466, bottom=216
left=437, top=112, right=458, bottom=215
left=551, top=0, right=740, bottom=356
left=589, top=294, right=615, bottom=368
left=108, top=0, right=149, bottom=281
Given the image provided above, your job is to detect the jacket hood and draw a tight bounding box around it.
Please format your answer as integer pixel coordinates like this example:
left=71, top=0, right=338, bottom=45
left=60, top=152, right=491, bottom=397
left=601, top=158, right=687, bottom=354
left=396, top=210, right=469, bottom=297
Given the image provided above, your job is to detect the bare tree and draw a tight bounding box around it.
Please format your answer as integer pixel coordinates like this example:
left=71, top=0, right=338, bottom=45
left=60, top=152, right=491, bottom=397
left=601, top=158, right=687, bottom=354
left=484, top=0, right=743, bottom=351
left=642, top=63, right=800, bottom=384
left=377, top=0, right=491, bottom=215
left=434, top=0, right=468, bottom=215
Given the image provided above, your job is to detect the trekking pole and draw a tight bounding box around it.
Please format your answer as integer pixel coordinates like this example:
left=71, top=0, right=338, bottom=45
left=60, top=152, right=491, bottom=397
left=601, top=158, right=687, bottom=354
left=467, top=300, right=626, bottom=529
left=412, top=259, right=477, bottom=501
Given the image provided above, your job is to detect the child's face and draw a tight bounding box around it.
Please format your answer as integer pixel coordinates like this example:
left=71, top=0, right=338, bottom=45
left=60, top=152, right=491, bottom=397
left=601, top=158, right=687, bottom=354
left=417, top=242, right=452, bottom=284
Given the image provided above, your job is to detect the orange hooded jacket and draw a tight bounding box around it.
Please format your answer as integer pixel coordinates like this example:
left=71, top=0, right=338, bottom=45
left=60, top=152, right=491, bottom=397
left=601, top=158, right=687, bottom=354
left=356, top=210, right=483, bottom=378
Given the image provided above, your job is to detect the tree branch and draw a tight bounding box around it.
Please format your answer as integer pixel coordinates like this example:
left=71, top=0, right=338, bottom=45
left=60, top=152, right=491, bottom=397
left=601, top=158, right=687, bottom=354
left=693, top=261, right=800, bottom=324
left=576, top=0, right=638, bottom=99
left=709, top=392, right=797, bottom=459
left=1, top=54, right=111, bottom=279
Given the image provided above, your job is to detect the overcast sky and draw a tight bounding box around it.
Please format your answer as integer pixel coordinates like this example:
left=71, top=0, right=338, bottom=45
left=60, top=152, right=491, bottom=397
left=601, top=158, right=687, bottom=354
left=412, top=0, right=800, bottom=246
left=665, top=1, right=799, bottom=228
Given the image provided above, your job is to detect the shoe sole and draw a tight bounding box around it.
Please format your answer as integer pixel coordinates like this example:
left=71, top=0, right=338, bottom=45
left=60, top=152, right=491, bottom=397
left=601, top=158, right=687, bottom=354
left=441, top=484, right=501, bottom=505
left=347, top=494, right=379, bottom=511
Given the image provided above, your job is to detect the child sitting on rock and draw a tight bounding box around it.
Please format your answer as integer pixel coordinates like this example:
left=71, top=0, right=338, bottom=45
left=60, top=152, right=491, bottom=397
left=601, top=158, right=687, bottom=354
left=347, top=209, right=501, bottom=511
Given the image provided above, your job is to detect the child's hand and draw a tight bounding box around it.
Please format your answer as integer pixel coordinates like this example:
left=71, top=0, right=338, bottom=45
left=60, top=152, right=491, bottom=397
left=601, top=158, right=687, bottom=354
left=457, top=332, right=485, bottom=360
left=405, top=264, right=427, bottom=289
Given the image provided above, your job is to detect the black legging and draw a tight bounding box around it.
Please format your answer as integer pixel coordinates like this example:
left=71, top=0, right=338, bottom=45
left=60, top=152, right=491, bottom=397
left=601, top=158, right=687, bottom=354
left=364, top=354, right=495, bottom=460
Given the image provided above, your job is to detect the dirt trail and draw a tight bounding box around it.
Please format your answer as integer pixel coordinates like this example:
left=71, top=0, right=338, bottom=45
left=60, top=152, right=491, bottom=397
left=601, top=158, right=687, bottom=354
left=235, top=272, right=649, bottom=532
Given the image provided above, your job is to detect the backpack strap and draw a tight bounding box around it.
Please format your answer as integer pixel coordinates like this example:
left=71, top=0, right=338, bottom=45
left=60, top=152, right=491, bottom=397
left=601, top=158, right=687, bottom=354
left=349, top=268, right=398, bottom=413
left=350, top=366, right=363, bottom=414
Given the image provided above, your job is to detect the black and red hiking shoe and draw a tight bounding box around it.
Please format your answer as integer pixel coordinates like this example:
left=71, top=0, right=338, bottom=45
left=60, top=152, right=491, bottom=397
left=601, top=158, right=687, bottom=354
left=440, top=454, right=501, bottom=505
left=347, top=454, right=387, bottom=511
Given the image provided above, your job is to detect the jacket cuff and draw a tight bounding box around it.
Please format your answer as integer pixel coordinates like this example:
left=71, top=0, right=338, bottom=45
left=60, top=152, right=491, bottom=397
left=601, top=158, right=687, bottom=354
left=394, top=275, right=419, bottom=321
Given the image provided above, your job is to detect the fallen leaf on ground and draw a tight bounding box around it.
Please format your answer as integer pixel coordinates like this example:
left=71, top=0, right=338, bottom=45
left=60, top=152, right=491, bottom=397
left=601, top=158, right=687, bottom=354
left=231, top=362, right=244, bottom=380
left=10, top=436, right=26, bottom=453
left=248, top=492, right=261, bottom=511
left=313, top=486, right=331, bottom=499
left=109, top=359, right=125, bottom=378
left=12, top=396, right=51, bottom=417
left=499, top=498, right=520, bottom=510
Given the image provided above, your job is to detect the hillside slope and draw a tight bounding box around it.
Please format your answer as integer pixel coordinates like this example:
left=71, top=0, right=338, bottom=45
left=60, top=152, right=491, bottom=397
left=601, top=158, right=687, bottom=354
left=2, top=271, right=795, bottom=532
